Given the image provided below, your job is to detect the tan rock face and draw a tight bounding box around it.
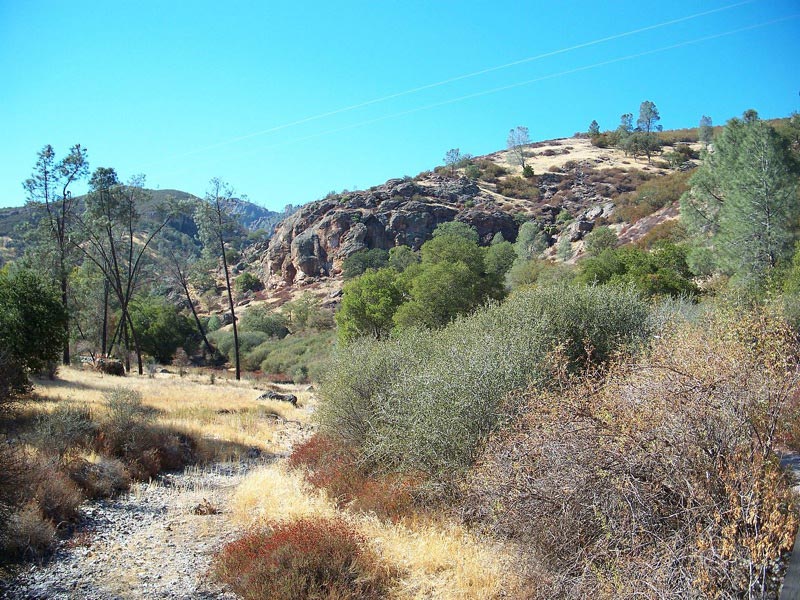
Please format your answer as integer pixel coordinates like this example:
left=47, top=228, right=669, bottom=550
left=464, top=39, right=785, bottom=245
left=264, top=175, right=518, bottom=285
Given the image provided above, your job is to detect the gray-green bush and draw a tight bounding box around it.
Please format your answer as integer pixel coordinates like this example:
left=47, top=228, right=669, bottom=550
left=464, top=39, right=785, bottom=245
left=319, top=285, right=650, bottom=479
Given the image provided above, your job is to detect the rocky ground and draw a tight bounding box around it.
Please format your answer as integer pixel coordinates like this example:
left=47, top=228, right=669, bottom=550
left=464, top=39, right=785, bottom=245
left=1, top=418, right=311, bottom=599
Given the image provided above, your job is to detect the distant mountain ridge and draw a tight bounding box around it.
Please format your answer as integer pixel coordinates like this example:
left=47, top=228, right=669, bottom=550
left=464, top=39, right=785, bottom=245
left=0, top=189, right=286, bottom=265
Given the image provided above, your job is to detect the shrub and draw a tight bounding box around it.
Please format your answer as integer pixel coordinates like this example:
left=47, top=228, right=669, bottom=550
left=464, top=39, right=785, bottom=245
left=34, top=403, right=96, bottom=457
left=66, top=456, right=130, bottom=499
left=235, top=272, right=262, bottom=293
left=3, top=501, right=56, bottom=559
left=612, top=169, right=692, bottom=224
left=496, top=176, right=540, bottom=200
left=255, top=331, right=335, bottom=382
left=341, top=248, right=389, bottom=279
left=319, top=285, right=650, bottom=481
left=239, top=306, right=289, bottom=338
left=206, top=315, right=222, bottom=332
left=472, top=159, right=508, bottom=182
left=212, top=518, right=393, bottom=600
left=209, top=330, right=270, bottom=363
left=96, top=388, right=195, bottom=479
left=463, top=309, right=798, bottom=598
left=130, top=295, right=196, bottom=363
left=288, top=434, right=420, bottom=518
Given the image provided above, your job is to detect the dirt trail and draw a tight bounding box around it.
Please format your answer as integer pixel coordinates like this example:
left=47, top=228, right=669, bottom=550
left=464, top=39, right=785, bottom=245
left=2, top=419, right=311, bottom=599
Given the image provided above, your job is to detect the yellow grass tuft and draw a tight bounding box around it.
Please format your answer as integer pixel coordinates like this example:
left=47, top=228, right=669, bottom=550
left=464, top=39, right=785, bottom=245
left=232, top=464, right=337, bottom=524
left=232, top=464, right=521, bottom=599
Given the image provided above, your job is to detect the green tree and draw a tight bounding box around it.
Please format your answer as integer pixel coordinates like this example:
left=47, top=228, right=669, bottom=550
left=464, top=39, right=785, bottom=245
left=485, top=241, right=516, bottom=279
left=699, top=115, right=713, bottom=146
left=588, top=120, right=600, bottom=138
left=195, top=178, right=242, bottom=379
left=341, top=248, right=389, bottom=278
left=681, top=111, right=799, bottom=287
left=432, top=221, right=479, bottom=243
left=235, top=271, right=261, bottom=293
left=336, top=268, right=403, bottom=343
left=421, top=232, right=485, bottom=274
left=387, top=245, right=420, bottom=272
left=584, top=226, right=618, bottom=257
left=616, top=113, right=634, bottom=155
left=394, top=261, right=483, bottom=330
left=130, top=295, right=195, bottom=364
left=636, top=100, right=662, bottom=164
left=514, top=221, right=549, bottom=260
left=23, top=144, right=89, bottom=365
left=507, top=126, right=531, bottom=170
left=557, top=235, right=573, bottom=261
left=0, top=267, right=67, bottom=394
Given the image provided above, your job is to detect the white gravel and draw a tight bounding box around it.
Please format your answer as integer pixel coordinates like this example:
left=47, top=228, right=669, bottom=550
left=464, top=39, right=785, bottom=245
left=2, top=458, right=274, bottom=600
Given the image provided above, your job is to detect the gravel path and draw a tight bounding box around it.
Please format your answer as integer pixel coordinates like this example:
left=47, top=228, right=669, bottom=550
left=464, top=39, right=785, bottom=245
left=2, top=419, right=312, bottom=600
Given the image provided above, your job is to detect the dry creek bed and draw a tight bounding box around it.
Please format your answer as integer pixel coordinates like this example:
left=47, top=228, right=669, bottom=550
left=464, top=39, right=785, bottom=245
left=1, top=419, right=311, bottom=600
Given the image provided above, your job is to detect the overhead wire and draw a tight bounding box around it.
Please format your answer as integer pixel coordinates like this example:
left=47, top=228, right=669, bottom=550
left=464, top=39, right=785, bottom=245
left=218, top=14, right=800, bottom=157
left=166, top=0, right=759, bottom=160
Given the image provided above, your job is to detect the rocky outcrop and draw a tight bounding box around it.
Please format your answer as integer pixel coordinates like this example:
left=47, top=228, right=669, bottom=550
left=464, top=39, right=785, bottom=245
left=264, top=175, right=518, bottom=285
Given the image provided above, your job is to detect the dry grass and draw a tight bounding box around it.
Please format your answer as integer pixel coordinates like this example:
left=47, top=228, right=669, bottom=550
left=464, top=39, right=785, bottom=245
left=30, top=367, right=312, bottom=458
left=232, top=463, right=521, bottom=599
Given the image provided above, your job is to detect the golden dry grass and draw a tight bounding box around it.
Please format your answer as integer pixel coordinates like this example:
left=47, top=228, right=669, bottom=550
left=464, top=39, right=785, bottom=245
left=232, top=463, right=521, bottom=599
left=29, top=366, right=312, bottom=458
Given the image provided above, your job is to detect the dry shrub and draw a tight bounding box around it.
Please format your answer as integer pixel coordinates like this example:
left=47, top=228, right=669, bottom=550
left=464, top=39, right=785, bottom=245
left=3, top=501, right=56, bottom=559
left=462, top=310, right=799, bottom=598
left=33, top=402, right=96, bottom=457
left=95, top=387, right=196, bottom=479
left=495, top=176, right=540, bottom=200
left=212, top=518, right=394, bottom=600
left=28, top=454, right=83, bottom=525
left=0, top=442, right=26, bottom=547
left=66, top=455, right=130, bottom=498
left=289, top=434, right=420, bottom=519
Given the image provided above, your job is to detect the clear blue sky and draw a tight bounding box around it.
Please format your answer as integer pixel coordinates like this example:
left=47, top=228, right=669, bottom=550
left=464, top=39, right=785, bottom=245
left=1, top=0, right=798, bottom=211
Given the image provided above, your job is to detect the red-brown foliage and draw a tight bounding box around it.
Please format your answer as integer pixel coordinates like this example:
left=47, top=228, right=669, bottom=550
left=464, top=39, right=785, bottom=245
left=212, top=518, right=393, bottom=600
left=289, top=434, right=421, bottom=519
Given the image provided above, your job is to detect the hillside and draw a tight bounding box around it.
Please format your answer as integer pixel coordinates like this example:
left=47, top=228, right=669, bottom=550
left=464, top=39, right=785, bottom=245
left=262, top=134, right=698, bottom=290
left=0, top=191, right=284, bottom=265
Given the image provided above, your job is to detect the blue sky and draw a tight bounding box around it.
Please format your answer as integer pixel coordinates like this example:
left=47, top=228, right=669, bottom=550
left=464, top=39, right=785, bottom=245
left=1, top=0, right=798, bottom=211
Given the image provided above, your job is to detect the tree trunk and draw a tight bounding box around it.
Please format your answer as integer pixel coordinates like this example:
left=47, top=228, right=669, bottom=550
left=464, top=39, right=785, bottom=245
left=101, top=281, right=109, bottom=357
left=182, top=283, right=215, bottom=357
left=126, top=310, right=144, bottom=375
left=220, top=235, right=240, bottom=380
left=61, top=266, right=70, bottom=365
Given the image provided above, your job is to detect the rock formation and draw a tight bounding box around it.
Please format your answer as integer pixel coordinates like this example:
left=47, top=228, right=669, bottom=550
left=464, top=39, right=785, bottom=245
left=263, top=174, right=518, bottom=286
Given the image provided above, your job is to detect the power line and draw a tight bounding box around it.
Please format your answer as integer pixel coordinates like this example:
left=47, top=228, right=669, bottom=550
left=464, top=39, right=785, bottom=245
left=166, top=0, right=757, bottom=161
left=221, top=14, right=799, bottom=157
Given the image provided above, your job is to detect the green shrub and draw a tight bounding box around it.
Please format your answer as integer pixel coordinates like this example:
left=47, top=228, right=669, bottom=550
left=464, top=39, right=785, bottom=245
left=209, top=330, right=270, bottom=363
left=235, top=272, right=262, bottom=293
left=212, top=518, right=393, bottom=600
left=206, top=315, right=222, bottom=333
left=612, top=169, right=692, bottom=223
left=255, top=331, right=335, bottom=382
left=239, top=306, right=289, bottom=338
left=319, top=285, right=650, bottom=479
left=130, top=295, right=195, bottom=364
left=341, top=248, right=389, bottom=279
